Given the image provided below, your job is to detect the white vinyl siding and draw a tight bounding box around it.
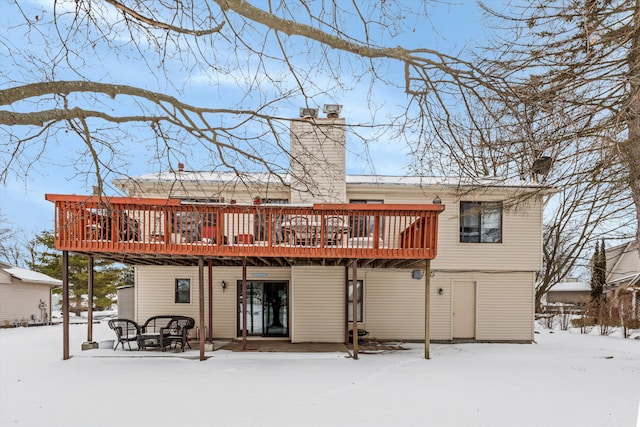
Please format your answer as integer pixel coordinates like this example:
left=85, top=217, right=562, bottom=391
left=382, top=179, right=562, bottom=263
left=608, top=245, right=640, bottom=283
left=135, top=265, right=291, bottom=339
left=364, top=270, right=535, bottom=342
left=430, top=272, right=535, bottom=342
left=291, top=266, right=344, bottom=343
left=435, top=198, right=543, bottom=272
left=475, top=272, right=535, bottom=341
left=429, top=280, right=453, bottom=341
left=290, top=119, right=347, bottom=204
left=0, top=281, right=52, bottom=325
left=132, top=182, right=543, bottom=344
left=364, top=270, right=425, bottom=340
left=358, top=269, right=452, bottom=341
left=347, top=189, right=544, bottom=273
left=135, top=266, right=200, bottom=325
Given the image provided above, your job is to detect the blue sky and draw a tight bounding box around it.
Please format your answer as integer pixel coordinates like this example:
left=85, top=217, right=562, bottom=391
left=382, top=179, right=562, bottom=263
left=0, top=1, right=495, bottom=241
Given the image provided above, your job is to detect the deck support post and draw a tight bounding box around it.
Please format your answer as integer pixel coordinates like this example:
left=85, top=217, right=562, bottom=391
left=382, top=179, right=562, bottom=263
left=62, top=251, right=70, bottom=360
left=87, top=256, right=93, bottom=342
left=425, top=259, right=431, bottom=360
left=207, top=259, right=213, bottom=343
left=242, top=258, right=247, bottom=351
left=198, top=256, right=206, bottom=361
left=81, top=256, right=98, bottom=350
left=344, top=265, right=349, bottom=344
left=352, top=260, right=359, bottom=360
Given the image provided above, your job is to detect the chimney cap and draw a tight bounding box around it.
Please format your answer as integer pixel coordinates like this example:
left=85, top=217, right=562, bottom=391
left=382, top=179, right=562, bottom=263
left=299, top=108, right=318, bottom=119
left=323, top=104, right=342, bottom=118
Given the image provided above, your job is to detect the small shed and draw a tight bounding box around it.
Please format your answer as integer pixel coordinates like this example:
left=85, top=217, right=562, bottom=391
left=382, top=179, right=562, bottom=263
left=0, top=262, right=62, bottom=326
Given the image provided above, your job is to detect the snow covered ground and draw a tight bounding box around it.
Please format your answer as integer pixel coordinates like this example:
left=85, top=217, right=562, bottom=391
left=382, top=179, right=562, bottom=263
left=1, top=321, right=639, bottom=427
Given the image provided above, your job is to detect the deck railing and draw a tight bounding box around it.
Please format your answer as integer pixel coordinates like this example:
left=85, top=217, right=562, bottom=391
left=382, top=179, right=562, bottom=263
left=45, top=195, right=444, bottom=260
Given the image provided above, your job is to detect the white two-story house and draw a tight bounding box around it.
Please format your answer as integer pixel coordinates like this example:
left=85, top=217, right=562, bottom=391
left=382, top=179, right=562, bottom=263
left=96, top=108, right=548, bottom=345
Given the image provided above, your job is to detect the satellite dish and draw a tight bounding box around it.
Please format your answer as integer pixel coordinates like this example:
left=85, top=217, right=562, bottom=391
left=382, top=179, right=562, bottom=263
left=532, top=156, right=552, bottom=175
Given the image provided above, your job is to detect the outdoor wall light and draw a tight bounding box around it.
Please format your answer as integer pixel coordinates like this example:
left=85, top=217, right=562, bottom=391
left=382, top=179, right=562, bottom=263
left=412, top=270, right=424, bottom=280
left=221, top=280, right=227, bottom=290
left=433, top=195, right=442, bottom=204
left=438, top=288, right=444, bottom=296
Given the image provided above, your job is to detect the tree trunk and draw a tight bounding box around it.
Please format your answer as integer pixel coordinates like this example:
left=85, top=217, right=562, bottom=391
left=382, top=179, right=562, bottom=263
left=624, top=2, right=640, bottom=248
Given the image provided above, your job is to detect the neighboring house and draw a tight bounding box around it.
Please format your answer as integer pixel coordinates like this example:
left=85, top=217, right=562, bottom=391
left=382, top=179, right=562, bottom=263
left=0, top=262, right=62, bottom=326
left=100, top=108, right=551, bottom=344
left=605, top=241, right=640, bottom=321
left=545, top=278, right=591, bottom=308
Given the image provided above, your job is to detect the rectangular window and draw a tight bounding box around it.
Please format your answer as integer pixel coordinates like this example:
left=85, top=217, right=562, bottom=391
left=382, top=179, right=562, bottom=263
left=348, top=280, right=363, bottom=322
left=460, top=201, right=502, bottom=243
left=175, top=278, right=191, bottom=303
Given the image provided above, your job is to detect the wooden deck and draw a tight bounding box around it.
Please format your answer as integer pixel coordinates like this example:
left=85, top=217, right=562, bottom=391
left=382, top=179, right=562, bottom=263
left=45, top=194, right=444, bottom=268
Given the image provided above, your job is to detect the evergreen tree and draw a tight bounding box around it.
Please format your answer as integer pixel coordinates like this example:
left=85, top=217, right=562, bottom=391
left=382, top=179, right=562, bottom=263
left=590, top=242, right=604, bottom=303
left=27, top=231, right=128, bottom=313
left=598, top=239, right=607, bottom=296
left=590, top=239, right=608, bottom=324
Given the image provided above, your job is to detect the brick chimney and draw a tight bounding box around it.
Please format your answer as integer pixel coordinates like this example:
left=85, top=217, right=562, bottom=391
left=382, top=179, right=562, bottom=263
left=289, top=105, right=346, bottom=203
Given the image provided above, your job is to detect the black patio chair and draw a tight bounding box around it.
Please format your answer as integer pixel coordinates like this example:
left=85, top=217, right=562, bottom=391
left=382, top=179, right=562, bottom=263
left=162, top=316, right=195, bottom=351
left=108, top=318, right=141, bottom=351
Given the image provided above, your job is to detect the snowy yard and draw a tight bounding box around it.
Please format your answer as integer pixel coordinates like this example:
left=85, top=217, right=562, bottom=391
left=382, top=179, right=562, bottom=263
left=1, top=321, right=639, bottom=427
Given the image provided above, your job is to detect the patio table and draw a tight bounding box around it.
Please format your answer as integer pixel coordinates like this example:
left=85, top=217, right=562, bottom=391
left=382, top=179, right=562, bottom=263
left=137, top=332, right=165, bottom=350
left=281, top=219, right=349, bottom=246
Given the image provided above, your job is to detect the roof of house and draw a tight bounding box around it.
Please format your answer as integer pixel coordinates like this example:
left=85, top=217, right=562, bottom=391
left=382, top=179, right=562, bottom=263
left=549, top=281, right=591, bottom=292
left=0, top=264, right=62, bottom=287
left=115, top=171, right=550, bottom=191
left=607, top=272, right=640, bottom=289
left=605, top=240, right=639, bottom=282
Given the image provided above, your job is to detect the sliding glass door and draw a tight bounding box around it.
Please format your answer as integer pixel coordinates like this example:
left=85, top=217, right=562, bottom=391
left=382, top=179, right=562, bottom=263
left=237, top=281, right=288, bottom=337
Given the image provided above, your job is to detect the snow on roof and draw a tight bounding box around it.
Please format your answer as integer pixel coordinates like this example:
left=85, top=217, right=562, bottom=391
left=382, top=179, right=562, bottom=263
left=1, top=266, right=62, bottom=287
left=549, top=281, right=591, bottom=292
left=117, top=172, right=549, bottom=190
left=607, top=272, right=640, bottom=288
left=345, top=175, right=548, bottom=189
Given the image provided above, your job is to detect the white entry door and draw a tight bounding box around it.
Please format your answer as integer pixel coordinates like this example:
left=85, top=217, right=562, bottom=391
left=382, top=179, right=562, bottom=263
left=453, top=281, right=476, bottom=339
